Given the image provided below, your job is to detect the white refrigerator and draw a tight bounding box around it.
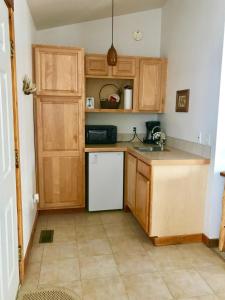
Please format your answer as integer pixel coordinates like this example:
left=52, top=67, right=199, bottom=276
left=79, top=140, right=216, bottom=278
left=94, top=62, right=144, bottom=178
left=88, top=152, right=124, bottom=211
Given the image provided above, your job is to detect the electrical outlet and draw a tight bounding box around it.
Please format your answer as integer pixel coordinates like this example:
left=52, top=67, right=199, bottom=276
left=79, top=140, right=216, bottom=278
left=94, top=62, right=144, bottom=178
left=197, top=132, right=202, bottom=144
left=33, top=193, right=39, bottom=204
left=133, top=127, right=137, bottom=133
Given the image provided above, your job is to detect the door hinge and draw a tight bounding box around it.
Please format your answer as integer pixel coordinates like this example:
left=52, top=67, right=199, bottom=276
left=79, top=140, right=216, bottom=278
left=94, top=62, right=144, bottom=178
left=10, top=40, right=14, bottom=58
left=18, top=246, right=23, bottom=263
left=15, top=149, right=20, bottom=169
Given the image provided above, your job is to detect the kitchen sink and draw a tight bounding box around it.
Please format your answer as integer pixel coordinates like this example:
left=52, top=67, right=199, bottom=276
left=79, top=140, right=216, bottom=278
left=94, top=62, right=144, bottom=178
left=134, top=146, right=170, bottom=152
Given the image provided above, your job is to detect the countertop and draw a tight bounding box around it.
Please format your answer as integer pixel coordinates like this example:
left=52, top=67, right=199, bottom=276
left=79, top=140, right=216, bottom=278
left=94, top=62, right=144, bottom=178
left=85, top=143, right=210, bottom=166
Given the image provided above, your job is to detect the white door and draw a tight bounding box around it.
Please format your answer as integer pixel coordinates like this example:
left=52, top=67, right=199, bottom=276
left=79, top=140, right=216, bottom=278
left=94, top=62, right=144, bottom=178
left=0, top=1, right=20, bottom=300
left=88, top=152, right=124, bottom=211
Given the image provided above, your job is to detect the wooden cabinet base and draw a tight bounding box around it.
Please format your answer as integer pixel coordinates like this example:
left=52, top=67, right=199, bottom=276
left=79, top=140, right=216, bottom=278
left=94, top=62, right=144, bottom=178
left=151, top=234, right=203, bottom=246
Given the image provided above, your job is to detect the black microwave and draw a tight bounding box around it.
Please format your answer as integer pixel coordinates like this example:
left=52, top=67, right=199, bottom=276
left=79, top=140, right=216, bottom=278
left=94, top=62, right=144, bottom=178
left=85, top=125, right=117, bottom=144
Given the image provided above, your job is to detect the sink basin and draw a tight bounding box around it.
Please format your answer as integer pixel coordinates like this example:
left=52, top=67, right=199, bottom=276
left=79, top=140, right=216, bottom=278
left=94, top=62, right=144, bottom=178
left=134, top=146, right=170, bottom=152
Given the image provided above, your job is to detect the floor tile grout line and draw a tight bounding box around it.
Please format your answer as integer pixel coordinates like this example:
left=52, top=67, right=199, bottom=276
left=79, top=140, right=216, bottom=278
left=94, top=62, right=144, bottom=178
left=193, top=265, right=220, bottom=296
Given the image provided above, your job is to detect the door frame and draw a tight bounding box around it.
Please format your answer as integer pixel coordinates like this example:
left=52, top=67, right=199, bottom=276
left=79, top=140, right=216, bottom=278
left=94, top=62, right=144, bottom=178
left=3, top=0, right=24, bottom=283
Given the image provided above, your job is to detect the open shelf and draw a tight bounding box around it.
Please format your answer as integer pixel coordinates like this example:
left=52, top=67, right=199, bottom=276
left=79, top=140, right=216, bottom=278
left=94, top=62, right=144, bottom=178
left=86, top=77, right=134, bottom=112
left=85, top=108, right=133, bottom=113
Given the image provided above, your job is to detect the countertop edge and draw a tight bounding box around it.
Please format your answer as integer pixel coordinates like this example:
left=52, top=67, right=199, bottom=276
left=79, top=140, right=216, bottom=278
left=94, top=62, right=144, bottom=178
left=84, top=144, right=210, bottom=166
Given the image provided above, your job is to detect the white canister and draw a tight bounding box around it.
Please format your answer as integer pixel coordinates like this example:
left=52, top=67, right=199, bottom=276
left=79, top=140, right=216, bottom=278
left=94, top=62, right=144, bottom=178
left=124, top=86, right=133, bottom=110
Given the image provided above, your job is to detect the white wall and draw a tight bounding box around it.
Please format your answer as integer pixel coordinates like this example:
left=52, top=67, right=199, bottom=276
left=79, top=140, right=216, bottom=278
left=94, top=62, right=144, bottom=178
left=212, top=28, right=225, bottom=237
left=36, top=9, right=162, bottom=56
left=14, top=0, right=37, bottom=252
left=36, top=9, right=162, bottom=133
left=86, top=113, right=158, bottom=134
left=160, top=0, right=225, bottom=238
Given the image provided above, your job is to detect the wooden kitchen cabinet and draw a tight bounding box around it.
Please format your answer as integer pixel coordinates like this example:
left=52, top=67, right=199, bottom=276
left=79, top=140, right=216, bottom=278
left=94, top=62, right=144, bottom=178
left=125, top=155, right=150, bottom=233
left=33, top=45, right=85, bottom=210
left=125, top=151, right=209, bottom=244
left=138, top=58, right=167, bottom=112
left=112, top=56, right=137, bottom=77
left=85, top=54, right=109, bottom=76
left=85, top=54, right=136, bottom=78
left=85, top=54, right=167, bottom=113
left=34, top=45, right=83, bottom=97
left=35, top=97, right=85, bottom=209
left=125, top=153, right=137, bottom=214
left=136, top=172, right=150, bottom=232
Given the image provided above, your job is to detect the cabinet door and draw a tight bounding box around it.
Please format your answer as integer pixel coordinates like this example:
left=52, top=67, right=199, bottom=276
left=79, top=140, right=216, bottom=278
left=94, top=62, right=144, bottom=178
left=125, top=153, right=137, bottom=214
left=34, top=46, right=83, bottom=96
left=136, top=172, right=150, bottom=232
left=85, top=55, right=109, bottom=76
left=112, top=57, right=136, bottom=77
left=36, top=97, right=84, bottom=209
left=138, top=58, right=167, bottom=112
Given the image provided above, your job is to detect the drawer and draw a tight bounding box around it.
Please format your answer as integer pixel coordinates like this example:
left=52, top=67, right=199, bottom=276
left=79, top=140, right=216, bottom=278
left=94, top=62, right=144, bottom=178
left=137, top=160, right=151, bottom=178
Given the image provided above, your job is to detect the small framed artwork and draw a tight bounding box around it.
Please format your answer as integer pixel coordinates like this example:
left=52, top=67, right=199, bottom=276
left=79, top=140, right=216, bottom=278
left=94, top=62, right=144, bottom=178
left=86, top=97, right=95, bottom=109
left=176, top=89, right=190, bottom=112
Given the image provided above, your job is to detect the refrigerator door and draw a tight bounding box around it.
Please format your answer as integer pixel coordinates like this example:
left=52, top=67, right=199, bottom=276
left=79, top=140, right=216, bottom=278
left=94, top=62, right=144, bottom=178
left=88, top=152, right=124, bottom=211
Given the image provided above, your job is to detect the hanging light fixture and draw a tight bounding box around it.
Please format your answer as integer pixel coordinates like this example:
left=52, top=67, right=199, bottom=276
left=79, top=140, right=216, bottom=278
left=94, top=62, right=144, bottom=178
left=107, top=0, right=117, bottom=66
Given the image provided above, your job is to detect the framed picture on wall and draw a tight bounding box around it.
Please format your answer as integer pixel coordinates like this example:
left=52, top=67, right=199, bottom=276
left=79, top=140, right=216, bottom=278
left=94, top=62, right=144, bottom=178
left=176, top=89, right=190, bottom=112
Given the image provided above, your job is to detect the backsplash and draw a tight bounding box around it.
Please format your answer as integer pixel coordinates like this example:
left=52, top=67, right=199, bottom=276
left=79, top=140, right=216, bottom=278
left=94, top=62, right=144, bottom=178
left=117, top=133, right=145, bottom=142
left=118, top=134, right=211, bottom=159
left=166, top=136, right=211, bottom=159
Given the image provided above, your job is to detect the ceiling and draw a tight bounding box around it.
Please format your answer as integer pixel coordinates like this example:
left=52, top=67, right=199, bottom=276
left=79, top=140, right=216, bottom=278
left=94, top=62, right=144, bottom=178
left=27, top=0, right=167, bottom=30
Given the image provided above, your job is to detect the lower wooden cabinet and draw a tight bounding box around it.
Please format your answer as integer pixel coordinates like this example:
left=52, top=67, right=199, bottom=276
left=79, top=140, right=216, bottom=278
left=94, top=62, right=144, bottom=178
left=125, top=152, right=209, bottom=240
left=135, top=172, right=150, bottom=232
left=35, top=97, right=85, bottom=209
left=125, top=153, right=137, bottom=214
left=125, top=154, right=150, bottom=233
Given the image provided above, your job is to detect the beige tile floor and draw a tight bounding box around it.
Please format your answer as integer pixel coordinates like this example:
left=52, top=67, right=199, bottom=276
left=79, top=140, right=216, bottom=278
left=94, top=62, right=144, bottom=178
left=20, top=211, right=225, bottom=300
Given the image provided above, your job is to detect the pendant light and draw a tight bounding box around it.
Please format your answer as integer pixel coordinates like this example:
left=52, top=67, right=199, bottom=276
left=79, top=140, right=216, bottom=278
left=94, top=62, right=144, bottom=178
left=107, top=0, right=117, bottom=66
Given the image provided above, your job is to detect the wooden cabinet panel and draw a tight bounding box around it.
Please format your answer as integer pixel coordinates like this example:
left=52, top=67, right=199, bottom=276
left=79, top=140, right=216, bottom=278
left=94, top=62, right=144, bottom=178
left=34, top=46, right=83, bottom=96
left=136, top=172, right=150, bottom=232
left=34, top=45, right=85, bottom=210
left=125, top=153, right=137, bottom=214
left=137, top=160, right=150, bottom=178
left=139, top=58, right=167, bottom=112
left=85, top=55, right=109, bottom=76
left=41, top=156, right=83, bottom=208
left=41, top=101, right=80, bottom=151
left=112, top=57, right=136, bottom=77
left=36, top=97, right=84, bottom=209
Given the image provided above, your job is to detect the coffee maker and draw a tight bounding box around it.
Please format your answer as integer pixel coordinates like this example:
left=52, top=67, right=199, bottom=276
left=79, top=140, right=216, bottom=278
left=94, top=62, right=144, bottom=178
left=143, top=121, right=161, bottom=144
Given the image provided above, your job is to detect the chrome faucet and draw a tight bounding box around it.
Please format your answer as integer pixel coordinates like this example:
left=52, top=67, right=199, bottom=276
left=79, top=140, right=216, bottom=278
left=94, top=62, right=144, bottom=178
left=152, top=130, right=166, bottom=151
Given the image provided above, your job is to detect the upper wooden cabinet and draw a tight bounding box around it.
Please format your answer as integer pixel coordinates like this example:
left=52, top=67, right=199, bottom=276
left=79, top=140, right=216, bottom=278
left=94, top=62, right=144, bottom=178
left=85, top=54, right=137, bottom=78
left=34, top=45, right=84, bottom=96
left=85, top=54, right=167, bottom=113
left=85, top=54, right=109, bottom=76
left=138, top=58, right=167, bottom=112
left=112, top=57, right=136, bottom=77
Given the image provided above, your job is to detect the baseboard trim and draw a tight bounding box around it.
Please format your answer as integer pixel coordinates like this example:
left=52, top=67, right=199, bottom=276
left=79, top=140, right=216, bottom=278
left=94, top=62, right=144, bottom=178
left=24, top=210, right=39, bottom=275
left=38, top=208, right=86, bottom=214
left=152, top=233, right=203, bottom=246
left=202, top=234, right=219, bottom=248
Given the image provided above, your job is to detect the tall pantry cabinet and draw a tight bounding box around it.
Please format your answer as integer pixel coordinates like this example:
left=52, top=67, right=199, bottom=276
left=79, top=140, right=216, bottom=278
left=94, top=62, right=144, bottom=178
left=33, top=45, right=85, bottom=209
